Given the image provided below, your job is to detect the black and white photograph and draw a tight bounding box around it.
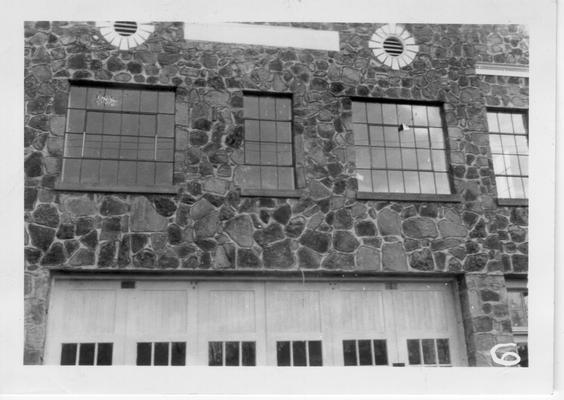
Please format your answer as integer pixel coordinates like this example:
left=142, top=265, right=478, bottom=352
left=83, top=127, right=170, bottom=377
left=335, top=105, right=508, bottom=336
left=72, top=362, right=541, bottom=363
left=1, top=0, right=560, bottom=398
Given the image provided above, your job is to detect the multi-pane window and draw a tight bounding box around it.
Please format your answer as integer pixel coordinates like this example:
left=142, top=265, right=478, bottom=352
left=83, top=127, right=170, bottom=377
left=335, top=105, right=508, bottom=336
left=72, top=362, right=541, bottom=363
left=352, top=101, right=450, bottom=194
left=343, top=339, right=388, bottom=366
left=276, top=340, right=323, bottom=366
left=208, top=341, right=256, bottom=366
left=508, top=289, right=528, bottom=367
left=243, top=94, right=294, bottom=190
left=60, top=342, right=113, bottom=365
left=406, top=338, right=451, bottom=366
left=136, top=342, right=186, bottom=366
left=61, top=83, right=175, bottom=187
left=487, top=110, right=528, bottom=199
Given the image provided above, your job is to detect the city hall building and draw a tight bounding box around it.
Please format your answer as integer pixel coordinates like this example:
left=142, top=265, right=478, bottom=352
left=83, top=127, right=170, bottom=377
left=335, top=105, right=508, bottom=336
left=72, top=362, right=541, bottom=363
left=24, top=21, right=529, bottom=367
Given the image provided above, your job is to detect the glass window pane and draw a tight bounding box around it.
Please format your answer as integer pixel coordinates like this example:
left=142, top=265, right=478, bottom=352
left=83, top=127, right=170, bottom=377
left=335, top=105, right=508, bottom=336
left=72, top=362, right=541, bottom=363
left=492, top=154, right=506, bottom=175
left=156, top=138, right=174, bottom=162
left=373, top=340, right=388, bottom=365
left=353, top=123, right=369, bottom=145
left=404, top=171, right=420, bottom=193
left=122, top=114, right=139, bottom=136
left=276, top=122, right=292, bottom=143
left=292, top=341, right=307, bottom=366
left=386, top=148, right=401, bottom=169
left=97, top=343, right=113, bottom=366
left=419, top=172, right=436, bottom=194
left=422, top=339, right=437, bottom=365
left=397, top=104, right=412, bottom=125
left=498, top=113, right=513, bottom=132
left=155, top=162, right=172, bottom=184
left=432, top=150, right=447, bottom=171
left=436, top=339, right=451, bottom=365
left=276, top=98, right=292, bottom=120
left=427, top=107, right=442, bottom=127
left=356, top=147, right=371, bottom=168
left=277, top=143, right=293, bottom=165
left=358, top=340, right=372, bottom=365
left=64, top=134, right=83, bottom=157
left=67, top=109, right=86, bottom=133
left=80, top=159, right=100, bottom=184
left=429, top=128, right=445, bottom=148
left=78, top=343, right=95, bottom=365
left=158, top=91, right=175, bottom=114
left=259, top=96, right=276, bottom=119
left=508, top=176, right=525, bottom=198
left=243, top=166, right=260, bottom=189
left=120, top=136, right=138, bottom=160
left=435, top=172, right=451, bottom=194
left=399, top=128, right=416, bottom=147
left=308, top=341, right=323, bottom=367
left=371, top=148, right=387, bottom=168
left=414, top=128, right=430, bottom=148
left=242, top=342, right=256, bottom=366
left=86, top=87, right=106, bottom=110
left=512, top=113, right=526, bottom=134
left=278, top=167, right=295, bottom=190
left=245, top=120, right=260, bottom=142
left=487, top=112, right=499, bottom=132
left=388, top=170, right=404, bottom=193
left=501, top=135, right=517, bottom=153
left=62, top=158, right=81, bottom=183
left=367, top=103, right=383, bottom=124
left=208, top=342, right=223, bottom=366
left=244, top=95, right=259, bottom=119
left=69, top=86, right=87, bottom=108
left=277, top=341, right=291, bottom=366
left=139, top=115, right=156, bottom=136
left=86, top=111, right=104, bottom=134
left=136, top=343, right=151, bottom=365
left=384, top=126, right=400, bottom=146
left=515, top=136, right=528, bottom=154
left=505, top=155, right=521, bottom=175
left=117, top=161, right=137, bottom=185
left=157, top=114, right=174, bottom=138
left=261, top=121, right=276, bottom=142
left=522, top=177, right=528, bottom=198
left=225, top=342, right=239, bottom=366
left=245, top=142, right=261, bottom=164
left=490, top=135, right=503, bottom=153
left=401, top=149, right=417, bottom=169
left=343, top=340, right=357, bottom=366
left=369, top=126, right=386, bottom=146
left=356, top=169, right=372, bottom=192
left=416, top=149, right=432, bottom=170
left=122, top=90, right=140, bottom=112
left=261, top=166, right=278, bottom=190
left=137, top=162, right=155, bottom=185
left=407, top=340, right=421, bottom=365
left=496, top=176, right=510, bottom=198
left=101, top=135, right=119, bottom=159
left=382, top=103, right=397, bottom=124
left=372, top=170, right=388, bottom=192
left=138, top=137, right=155, bottom=160
left=412, top=105, right=428, bottom=126
left=260, top=142, right=277, bottom=165
left=61, top=343, right=77, bottom=365
left=103, top=112, right=121, bottom=135
left=99, top=160, right=118, bottom=185
left=140, top=91, right=158, bottom=113
left=171, top=342, right=186, bottom=366
left=104, top=89, right=122, bottom=111
left=517, top=342, right=528, bottom=367
left=352, top=102, right=367, bottom=123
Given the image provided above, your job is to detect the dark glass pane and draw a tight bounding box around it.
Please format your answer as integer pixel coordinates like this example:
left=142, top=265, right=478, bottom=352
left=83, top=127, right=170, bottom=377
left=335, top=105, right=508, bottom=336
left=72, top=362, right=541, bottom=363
left=170, top=342, right=186, bottom=366
left=407, top=339, right=421, bottom=365
left=122, top=90, right=140, bottom=112
left=242, top=342, right=256, bottom=366
left=157, top=114, right=174, bottom=138
left=517, top=343, right=528, bottom=367
left=122, top=114, right=139, bottom=136
left=137, top=162, right=155, bottom=185
left=373, top=340, right=388, bottom=365
left=62, top=159, right=81, bottom=184
left=208, top=342, right=223, bottom=366
left=158, top=91, right=175, bottom=114
left=60, top=343, right=77, bottom=365
left=69, top=86, right=87, bottom=108
left=136, top=342, right=152, bottom=366
left=259, top=96, right=276, bottom=119
left=308, top=341, right=323, bottom=366
left=96, top=343, right=113, bottom=365
left=343, top=340, right=357, bottom=366
left=67, top=109, right=86, bottom=133
left=154, top=342, right=169, bottom=366
left=99, top=160, right=118, bottom=185
left=276, top=341, right=291, bottom=366
left=78, top=343, right=95, bottom=365
left=117, top=161, right=137, bottom=185
left=139, top=115, right=156, bottom=137
left=140, top=91, right=158, bottom=113
left=436, top=339, right=450, bottom=365
left=86, top=112, right=104, bottom=134
left=358, top=340, right=372, bottom=365
left=260, top=142, right=277, bottom=165
left=80, top=159, right=100, bottom=184
left=292, top=341, right=307, bottom=366
left=225, top=342, right=240, bottom=366
left=103, top=113, right=121, bottom=135
left=244, top=95, right=259, bottom=119
left=422, top=339, right=437, bottom=365
left=155, top=163, right=172, bottom=184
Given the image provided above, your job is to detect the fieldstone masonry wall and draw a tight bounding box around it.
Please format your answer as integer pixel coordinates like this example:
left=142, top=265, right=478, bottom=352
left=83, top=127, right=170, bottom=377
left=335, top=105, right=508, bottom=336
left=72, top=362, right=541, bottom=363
left=24, top=21, right=528, bottom=365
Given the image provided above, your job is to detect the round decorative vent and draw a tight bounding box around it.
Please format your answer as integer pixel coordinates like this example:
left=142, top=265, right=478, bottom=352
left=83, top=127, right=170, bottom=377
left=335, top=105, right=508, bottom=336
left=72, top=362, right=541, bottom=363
left=369, top=24, right=419, bottom=70
left=96, top=21, right=155, bottom=50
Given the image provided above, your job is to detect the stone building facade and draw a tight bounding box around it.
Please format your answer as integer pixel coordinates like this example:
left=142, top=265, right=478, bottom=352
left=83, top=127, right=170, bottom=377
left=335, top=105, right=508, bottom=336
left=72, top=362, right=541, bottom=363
left=24, top=21, right=529, bottom=367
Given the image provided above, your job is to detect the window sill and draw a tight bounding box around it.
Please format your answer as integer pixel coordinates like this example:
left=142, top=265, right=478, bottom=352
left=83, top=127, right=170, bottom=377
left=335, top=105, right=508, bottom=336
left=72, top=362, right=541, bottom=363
left=497, top=198, right=528, bottom=207
left=356, top=192, right=462, bottom=203
left=55, top=182, right=178, bottom=195
left=240, top=188, right=302, bottom=198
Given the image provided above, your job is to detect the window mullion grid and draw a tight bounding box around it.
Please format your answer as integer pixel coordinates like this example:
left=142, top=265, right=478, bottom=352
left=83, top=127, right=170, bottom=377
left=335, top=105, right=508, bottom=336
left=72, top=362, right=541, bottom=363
left=395, top=105, right=407, bottom=194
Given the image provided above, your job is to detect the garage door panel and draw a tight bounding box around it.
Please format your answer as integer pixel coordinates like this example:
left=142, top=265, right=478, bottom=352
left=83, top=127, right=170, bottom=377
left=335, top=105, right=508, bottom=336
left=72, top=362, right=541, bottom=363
left=334, top=290, right=387, bottom=333
left=206, top=290, right=256, bottom=333
left=129, top=290, right=188, bottom=335
left=62, top=289, right=118, bottom=335
left=393, top=290, right=449, bottom=332
left=267, top=290, right=322, bottom=333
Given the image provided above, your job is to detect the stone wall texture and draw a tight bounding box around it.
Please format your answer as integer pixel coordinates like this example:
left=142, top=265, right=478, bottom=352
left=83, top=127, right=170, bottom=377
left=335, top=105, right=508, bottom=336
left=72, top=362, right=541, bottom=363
left=24, top=21, right=529, bottom=365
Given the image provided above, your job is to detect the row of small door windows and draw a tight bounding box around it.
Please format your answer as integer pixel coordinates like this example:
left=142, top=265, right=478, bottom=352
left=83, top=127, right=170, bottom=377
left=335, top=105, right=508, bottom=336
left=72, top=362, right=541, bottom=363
left=59, top=338, right=451, bottom=367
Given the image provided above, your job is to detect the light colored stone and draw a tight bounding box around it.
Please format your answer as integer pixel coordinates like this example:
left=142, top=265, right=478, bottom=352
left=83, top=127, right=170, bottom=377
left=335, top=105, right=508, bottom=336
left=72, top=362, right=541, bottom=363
left=356, top=246, right=381, bottom=270
left=438, top=220, right=468, bottom=238
left=130, top=197, right=168, bottom=232
left=224, top=214, right=254, bottom=247
left=203, top=177, right=229, bottom=195
left=382, top=242, right=408, bottom=271
left=309, top=180, right=331, bottom=200
left=190, top=198, right=215, bottom=220
left=377, top=208, right=400, bottom=236
left=402, top=217, right=438, bottom=238
left=61, top=195, right=97, bottom=216
left=194, top=210, right=219, bottom=238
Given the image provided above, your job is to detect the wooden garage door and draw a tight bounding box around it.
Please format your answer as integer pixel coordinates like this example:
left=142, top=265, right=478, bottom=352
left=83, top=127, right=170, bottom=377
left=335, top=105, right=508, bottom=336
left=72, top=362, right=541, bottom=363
left=44, top=279, right=466, bottom=366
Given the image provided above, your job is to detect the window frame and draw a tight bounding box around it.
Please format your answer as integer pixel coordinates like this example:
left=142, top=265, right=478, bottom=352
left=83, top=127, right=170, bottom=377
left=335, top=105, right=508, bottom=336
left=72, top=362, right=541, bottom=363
left=54, top=79, right=178, bottom=194
left=350, top=97, right=461, bottom=202
left=506, top=279, right=528, bottom=367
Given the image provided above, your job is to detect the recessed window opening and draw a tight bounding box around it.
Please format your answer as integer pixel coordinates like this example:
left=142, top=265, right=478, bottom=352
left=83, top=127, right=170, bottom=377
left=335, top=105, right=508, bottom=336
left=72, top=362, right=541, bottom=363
left=60, top=342, right=113, bottom=366
left=383, top=36, right=404, bottom=56
left=208, top=341, right=256, bottom=366
left=136, top=342, right=186, bottom=366
left=276, top=340, right=323, bottom=366
left=114, top=21, right=138, bottom=36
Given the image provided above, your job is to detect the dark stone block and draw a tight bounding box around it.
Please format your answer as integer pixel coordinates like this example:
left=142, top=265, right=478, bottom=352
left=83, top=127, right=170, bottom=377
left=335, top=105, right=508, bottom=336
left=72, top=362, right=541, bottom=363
left=263, top=239, right=294, bottom=269
left=190, top=130, right=209, bottom=146
left=56, top=223, right=74, bottom=239
left=464, top=253, right=489, bottom=272
left=24, top=152, right=43, bottom=177
left=431, top=238, right=462, bottom=251
left=153, top=197, right=177, bottom=217
left=402, top=217, right=438, bottom=238
left=64, top=239, right=79, bottom=257
left=481, top=289, right=500, bottom=302
left=24, top=187, right=37, bottom=211
left=473, top=316, right=493, bottom=333
left=300, top=230, right=331, bottom=253
left=25, top=247, right=42, bottom=264
left=100, top=196, right=129, bottom=216
left=285, top=217, right=306, bottom=238
left=127, top=61, right=143, bottom=74
left=101, top=217, right=121, bottom=240
left=333, top=231, right=360, bottom=253
left=158, top=254, right=179, bottom=268
left=68, top=248, right=95, bottom=266
left=193, top=118, right=212, bottom=131
left=195, top=239, right=217, bottom=252
left=409, top=248, right=435, bottom=271
left=484, top=235, right=501, bottom=250
left=98, top=241, right=116, bottom=267
left=80, top=230, right=98, bottom=249
left=67, top=54, right=87, bottom=69
left=272, top=204, right=291, bottom=225
left=75, top=217, right=94, bottom=235
left=510, top=208, right=528, bottom=226
left=203, top=193, right=224, bottom=208
left=254, top=223, right=285, bottom=247
left=117, top=236, right=131, bottom=267
left=29, top=115, right=50, bottom=131
left=354, top=220, right=376, bottom=236
left=434, top=252, right=446, bottom=270
left=322, top=252, right=355, bottom=270
left=28, top=223, right=55, bottom=251
left=333, top=208, right=353, bottom=229
left=508, top=226, right=527, bottom=242
left=106, top=56, right=125, bottom=72
left=512, top=254, right=528, bottom=272
left=469, top=219, right=487, bottom=238
left=297, top=247, right=321, bottom=269
left=419, top=203, right=438, bottom=218
left=237, top=248, right=262, bottom=269
left=259, top=210, right=270, bottom=224
left=167, top=224, right=183, bottom=245
left=134, top=249, right=156, bottom=268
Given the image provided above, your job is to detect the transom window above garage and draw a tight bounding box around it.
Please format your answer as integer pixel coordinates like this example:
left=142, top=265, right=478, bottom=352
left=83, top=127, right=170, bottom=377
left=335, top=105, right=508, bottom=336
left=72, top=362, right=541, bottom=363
left=352, top=100, right=451, bottom=195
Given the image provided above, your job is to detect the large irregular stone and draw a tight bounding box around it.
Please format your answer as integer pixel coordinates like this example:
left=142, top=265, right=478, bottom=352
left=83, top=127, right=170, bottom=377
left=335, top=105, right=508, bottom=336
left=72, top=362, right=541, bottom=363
left=194, top=210, right=220, bottom=239
left=464, top=253, right=489, bottom=272
left=167, top=224, right=183, bottom=245
left=101, top=217, right=121, bottom=240
left=68, top=248, right=95, bottom=266
left=27, top=224, right=55, bottom=251
left=40, top=243, right=65, bottom=266
left=133, top=249, right=156, bottom=268
left=309, top=180, right=332, bottom=200
left=402, top=217, right=438, bottom=238
left=100, top=196, right=129, bottom=216
left=285, top=216, right=306, bottom=238
left=224, top=214, right=253, bottom=247
left=80, top=230, right=98, bottom=249
left=356, top=246, right=381, bottom=270
left=333, top=208, right=353, bottom=229
left=382, top=242, right=408, bottom=271
left=190, top=198, right=215, bottom=220
left=438, top=220, right=468, bottom=238
left=377, top=208, right=400, bottom=236
left=56, top=224, right=74, bottom=239
left=130, top=196, right=168, bottom=232
left=355, top=220, right=376, bottom=236
left=61, top=195, right=97, bottom=216
left=32, top=204, right=59, bottom=228
left=297, top=247, right=321, bottom=269
left=322, top=251, right=355, bottom=270
left=409, top=248, right=435, bottom=271
left=75, top=217, right=94, bottom=235
left=263, top=239, right=294, bottom=269
left=237, top=248, right=262, bottom=269
left=153, top=197, right=177, bottom=217
left=24, top=152, right=43, bottom=177
left=333, top=231, right=360, bottom=253
left=158, top=252, right=179, bottom=268
left=215, top=244, right=234, bottom=269
left=300, top=230, right=331, bottom=253
left=431, top=238, right=463, bottom=251
left=510, top=208, right=528, bottom=226
left=97, top=241, right=116, bottom=267
left=272, top=204, right=291, bottom=225
left=253, top=223, right=284, bottom=247
left=512, top=254, right=528, bottom=272
left=117, top=236, right=131, bottom=267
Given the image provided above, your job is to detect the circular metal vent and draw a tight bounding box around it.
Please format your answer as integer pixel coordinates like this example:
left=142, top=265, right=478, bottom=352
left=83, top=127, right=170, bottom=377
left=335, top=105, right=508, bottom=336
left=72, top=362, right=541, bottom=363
left=369, top=24, right=419, bottom=70
left=96, top=21, right=155, bottom=50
